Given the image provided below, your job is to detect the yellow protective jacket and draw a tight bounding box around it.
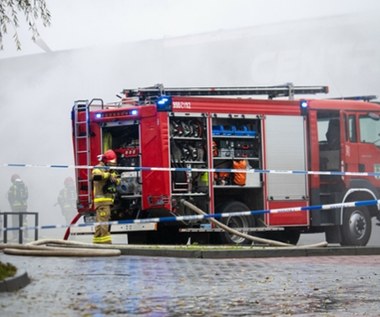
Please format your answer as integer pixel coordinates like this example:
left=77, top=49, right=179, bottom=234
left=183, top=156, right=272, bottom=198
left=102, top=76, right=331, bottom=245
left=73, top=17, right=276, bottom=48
left=92, top=163, right=119, bottom=207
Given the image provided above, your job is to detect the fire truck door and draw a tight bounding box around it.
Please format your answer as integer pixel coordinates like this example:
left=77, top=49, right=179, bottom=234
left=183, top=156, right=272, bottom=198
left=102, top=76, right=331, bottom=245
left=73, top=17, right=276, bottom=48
left=343, top=112, right=380, bottom=184
left=356, top=112, right=380, bottom=185
left=343, top=113, right=359, bottom=173
left=264, top=115, right=308, bottom=201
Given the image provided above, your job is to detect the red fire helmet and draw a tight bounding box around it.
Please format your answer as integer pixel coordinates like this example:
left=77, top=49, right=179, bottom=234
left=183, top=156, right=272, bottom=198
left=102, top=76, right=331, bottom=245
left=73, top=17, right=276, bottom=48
left=102, top=149, right=117, bottom=164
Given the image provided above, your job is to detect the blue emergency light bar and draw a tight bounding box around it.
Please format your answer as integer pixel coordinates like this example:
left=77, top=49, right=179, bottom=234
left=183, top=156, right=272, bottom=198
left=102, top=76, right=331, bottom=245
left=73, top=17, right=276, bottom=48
left=94, top=109, right=139, bottom=119
left=300, top=99, right=308, bottom=116
left=156, top=95, right=173, bottom=112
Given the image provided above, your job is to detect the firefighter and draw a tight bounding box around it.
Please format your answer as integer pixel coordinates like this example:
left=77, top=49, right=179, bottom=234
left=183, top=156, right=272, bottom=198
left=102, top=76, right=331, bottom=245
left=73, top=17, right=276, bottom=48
left=57, top=177, right=77, bottom=224
left=7, top=174, right=29, bottom=240
left=92, top=149, right=119, bottom=244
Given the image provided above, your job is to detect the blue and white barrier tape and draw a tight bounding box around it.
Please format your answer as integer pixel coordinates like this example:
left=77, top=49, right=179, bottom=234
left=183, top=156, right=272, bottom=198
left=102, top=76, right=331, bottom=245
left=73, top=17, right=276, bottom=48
left=2, top=199, right=379, bottom=232
left=2, top=162, right=380, bottom=178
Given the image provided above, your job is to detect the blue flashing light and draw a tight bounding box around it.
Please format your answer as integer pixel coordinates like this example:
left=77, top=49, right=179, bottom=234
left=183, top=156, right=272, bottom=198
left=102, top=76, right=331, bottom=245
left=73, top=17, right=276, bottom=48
left=156, top=95, right=172, bottom=112
left=300, top=99, right=308, bottom=115
left=95, top=113, right=102, bottom=119
left=130, top=109, right=138, bottom=116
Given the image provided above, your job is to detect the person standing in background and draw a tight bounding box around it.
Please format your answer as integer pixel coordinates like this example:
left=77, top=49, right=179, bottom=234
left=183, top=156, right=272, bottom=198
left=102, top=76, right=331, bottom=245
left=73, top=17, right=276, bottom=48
left=8, top=174, right=28, bottom=239
left=57, top=177, right=77, bottom=224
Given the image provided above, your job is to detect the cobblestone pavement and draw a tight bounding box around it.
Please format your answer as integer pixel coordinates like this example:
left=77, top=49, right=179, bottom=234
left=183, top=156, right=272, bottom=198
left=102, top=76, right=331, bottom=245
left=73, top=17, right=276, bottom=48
left=0, top=254, right=379, bottom=316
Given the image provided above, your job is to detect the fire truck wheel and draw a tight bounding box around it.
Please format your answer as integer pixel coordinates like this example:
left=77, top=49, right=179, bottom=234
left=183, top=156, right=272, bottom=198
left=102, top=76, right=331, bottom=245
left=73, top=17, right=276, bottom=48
left=219, top=201, right=254, bottom=245
left=341, top=206, right=371, bottom=246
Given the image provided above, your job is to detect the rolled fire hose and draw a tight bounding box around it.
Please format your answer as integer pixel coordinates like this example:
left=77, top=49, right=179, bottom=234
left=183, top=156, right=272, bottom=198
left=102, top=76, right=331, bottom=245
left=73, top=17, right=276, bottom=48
left=180, top=199, right=328, bottom=248
left=0, top=239, right=121, bottom=257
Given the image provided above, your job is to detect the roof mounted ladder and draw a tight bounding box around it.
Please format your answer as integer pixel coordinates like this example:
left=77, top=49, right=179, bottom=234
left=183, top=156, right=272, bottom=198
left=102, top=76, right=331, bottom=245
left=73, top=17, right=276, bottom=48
left=72, top=100, right=92, bottom=209
left=123, top=83, right=329, bottom=102
left=328, top=95, right=377, bottom=102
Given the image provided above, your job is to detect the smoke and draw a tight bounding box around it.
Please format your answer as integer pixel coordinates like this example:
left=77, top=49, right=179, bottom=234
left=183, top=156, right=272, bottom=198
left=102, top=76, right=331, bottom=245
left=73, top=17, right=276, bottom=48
left=0, top=11, right=379, bottom=239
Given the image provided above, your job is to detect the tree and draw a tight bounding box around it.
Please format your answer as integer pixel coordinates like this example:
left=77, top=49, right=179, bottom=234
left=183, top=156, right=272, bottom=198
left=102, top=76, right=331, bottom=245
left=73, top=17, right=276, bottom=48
left=0, top=0, right=51, bottom=50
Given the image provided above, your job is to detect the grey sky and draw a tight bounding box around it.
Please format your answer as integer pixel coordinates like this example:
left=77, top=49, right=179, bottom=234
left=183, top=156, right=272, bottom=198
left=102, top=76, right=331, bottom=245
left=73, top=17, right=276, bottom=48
left=1, top=0, right=379, bottom=59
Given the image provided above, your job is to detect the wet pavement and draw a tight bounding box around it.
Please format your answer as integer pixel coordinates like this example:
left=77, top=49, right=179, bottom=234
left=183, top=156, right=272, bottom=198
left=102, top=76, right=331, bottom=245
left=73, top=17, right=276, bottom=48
left=0, top=253, right=379, bottom=316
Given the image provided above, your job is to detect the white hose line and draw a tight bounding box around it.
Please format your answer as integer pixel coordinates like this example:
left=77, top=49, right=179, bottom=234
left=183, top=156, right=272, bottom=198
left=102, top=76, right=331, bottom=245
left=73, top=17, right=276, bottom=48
left=180, top=199, right=327, bottom=248
left=27, top=239, right=120, bottom=248
left=27, top=239, right=136, bottom=250
left=27, top=239, right=91, bottom=246
left=3, top=247, right=121, bottom=257
left=181, top=199, right=290, bottom=247
left=0, top=240, right=121, bottom=257
left=269, top=241, right=329, bottom=249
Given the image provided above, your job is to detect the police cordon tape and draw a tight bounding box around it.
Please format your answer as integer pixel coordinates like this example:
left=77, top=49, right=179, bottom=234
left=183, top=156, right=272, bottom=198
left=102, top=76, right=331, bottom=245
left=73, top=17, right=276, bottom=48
left=2, top=162, right=380, bottom=233
left=2, top=162, right=380, bottom=177
left=2, top=199, right=380, bottom=233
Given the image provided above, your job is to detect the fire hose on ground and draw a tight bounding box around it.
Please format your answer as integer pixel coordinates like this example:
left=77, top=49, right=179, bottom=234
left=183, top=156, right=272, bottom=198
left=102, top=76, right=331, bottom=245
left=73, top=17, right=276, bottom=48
left=0, top=199, right=330, bottom=256
left=180, top=199, right=328, bottom=248
left=0, top=239, right=121, bottom=257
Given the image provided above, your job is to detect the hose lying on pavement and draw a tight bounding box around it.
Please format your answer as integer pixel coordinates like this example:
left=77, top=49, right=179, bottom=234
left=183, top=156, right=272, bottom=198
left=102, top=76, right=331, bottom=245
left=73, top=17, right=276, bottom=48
left=180, top=199, right=328, bottom=248
left=0, top=240, right=121, bottom=257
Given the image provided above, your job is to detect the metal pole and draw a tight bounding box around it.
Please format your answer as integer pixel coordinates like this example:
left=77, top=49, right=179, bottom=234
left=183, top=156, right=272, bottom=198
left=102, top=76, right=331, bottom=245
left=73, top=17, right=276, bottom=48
left=2, top=213, right=7, bottom=243
left=19, top=212, right=23, bottom=244
left=35, top=212, right=39, bottom=241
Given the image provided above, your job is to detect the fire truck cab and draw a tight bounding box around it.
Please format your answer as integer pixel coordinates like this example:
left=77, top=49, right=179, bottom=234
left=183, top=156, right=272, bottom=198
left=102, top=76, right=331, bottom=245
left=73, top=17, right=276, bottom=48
left=70, top=84, right=380, bottom=246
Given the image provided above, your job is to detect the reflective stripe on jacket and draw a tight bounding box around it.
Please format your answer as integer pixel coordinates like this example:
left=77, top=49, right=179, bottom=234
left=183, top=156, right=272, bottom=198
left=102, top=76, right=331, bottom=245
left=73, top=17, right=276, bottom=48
left=93, top=234, right=112, bottom=244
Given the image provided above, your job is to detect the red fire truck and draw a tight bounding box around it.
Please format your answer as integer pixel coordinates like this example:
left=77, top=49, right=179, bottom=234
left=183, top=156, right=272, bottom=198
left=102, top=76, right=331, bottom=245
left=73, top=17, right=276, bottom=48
left=69, top=84, right=380, bottom=246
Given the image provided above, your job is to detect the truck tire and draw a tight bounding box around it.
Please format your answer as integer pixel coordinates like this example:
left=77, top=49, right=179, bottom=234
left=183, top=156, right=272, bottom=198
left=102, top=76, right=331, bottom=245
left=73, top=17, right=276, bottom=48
left=341, top=206, right=371, bottom=246
left=219, top=201, right=254, bottom=245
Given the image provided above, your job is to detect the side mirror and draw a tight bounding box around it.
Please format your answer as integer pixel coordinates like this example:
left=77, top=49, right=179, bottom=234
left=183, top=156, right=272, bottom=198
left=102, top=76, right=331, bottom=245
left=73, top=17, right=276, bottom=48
left=368, top=112, right=380, bottom=121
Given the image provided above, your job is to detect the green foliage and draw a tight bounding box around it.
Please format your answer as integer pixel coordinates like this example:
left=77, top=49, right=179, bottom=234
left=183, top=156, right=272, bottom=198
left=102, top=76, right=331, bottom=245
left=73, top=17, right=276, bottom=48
left=0, top=0, right=51, bottom=50
left=0, top=261, right=17, bottom=281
